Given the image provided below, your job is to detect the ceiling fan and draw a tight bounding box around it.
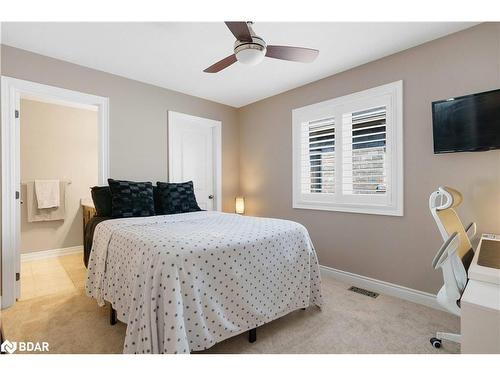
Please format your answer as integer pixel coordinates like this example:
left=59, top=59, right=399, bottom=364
left=203, top=21, right=319, bottom=73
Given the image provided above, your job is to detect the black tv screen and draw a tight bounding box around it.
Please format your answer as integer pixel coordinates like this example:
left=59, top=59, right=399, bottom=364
left=432, top=88, right=500, bottom=153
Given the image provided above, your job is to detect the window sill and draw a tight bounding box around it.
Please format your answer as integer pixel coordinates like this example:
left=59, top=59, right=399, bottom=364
left=292, top=201, right=403, bottom=217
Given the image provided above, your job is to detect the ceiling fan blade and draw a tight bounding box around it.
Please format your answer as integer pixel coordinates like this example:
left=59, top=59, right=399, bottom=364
left=225, top=21, right=252, bottom=42
left=203, top=54, right=237, bottom=73
left=265, top=45, right=319, bottom=63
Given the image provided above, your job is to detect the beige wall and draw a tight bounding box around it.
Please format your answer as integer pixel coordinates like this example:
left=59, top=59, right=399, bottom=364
left=20, top=99, right=98, bottom=253
left=238, top=23, right=500, bottom=294
left=1, top=23, right=500, bottom=295
left=0, top=45, right=240, bottom=213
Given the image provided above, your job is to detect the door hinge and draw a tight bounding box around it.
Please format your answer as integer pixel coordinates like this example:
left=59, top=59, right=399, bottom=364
left=16, top=272, right=20, bottom=281
left=15, top=110, right=20, bottom=119
left=15, top=191, right=20, bottom=200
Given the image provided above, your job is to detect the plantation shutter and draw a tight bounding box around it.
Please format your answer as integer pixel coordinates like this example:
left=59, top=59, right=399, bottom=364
left=300, top=117, right=335, bottom=194
left=342, top=106, right=387, bottom=195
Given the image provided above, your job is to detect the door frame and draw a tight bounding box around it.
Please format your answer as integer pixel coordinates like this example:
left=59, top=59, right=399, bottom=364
left=1, top=76, right=110, bottom=308
left=167, top=111, right=222, bottom=211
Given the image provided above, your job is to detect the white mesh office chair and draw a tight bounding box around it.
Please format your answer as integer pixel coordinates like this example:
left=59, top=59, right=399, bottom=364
left=429, top=186, right=476, bottom=348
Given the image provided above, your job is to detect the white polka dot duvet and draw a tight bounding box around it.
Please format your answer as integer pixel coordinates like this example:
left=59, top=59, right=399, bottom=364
left=86, top=211, right=322, bottom=354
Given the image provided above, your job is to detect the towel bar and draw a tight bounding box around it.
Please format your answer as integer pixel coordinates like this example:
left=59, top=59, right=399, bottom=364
left=21, top=180, right=72, bottom=185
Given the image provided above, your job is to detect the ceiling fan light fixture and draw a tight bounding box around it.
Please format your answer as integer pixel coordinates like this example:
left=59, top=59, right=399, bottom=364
left=203, top=22, right=319, bottom=73
left=235, top=47, right=266, bottom=65
left=234, top=36, right=267, bottom=66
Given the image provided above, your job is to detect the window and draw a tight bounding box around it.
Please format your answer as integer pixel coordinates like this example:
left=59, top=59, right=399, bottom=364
left=293, top=81, right=403, bottom=216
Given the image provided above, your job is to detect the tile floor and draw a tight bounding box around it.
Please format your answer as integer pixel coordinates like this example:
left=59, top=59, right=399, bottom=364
left=19, top=253, right=86, bottom=300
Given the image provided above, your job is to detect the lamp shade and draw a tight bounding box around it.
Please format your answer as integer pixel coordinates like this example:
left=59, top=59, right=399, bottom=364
left=235, top=197, right=245, bottom=214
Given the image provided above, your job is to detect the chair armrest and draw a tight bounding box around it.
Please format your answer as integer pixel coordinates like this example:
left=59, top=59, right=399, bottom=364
left=432, top=232, right=459, bottom=269
left=465, top=222, right=477, bottom=244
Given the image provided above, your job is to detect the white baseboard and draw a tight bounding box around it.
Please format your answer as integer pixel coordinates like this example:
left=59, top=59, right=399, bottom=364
left=320, top=265, right=443, bottom=312
left=21, top=245, right=83, bottom=262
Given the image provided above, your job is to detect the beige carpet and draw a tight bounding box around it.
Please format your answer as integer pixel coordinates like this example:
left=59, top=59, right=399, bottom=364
left=2, top=253, right=460, bottom=354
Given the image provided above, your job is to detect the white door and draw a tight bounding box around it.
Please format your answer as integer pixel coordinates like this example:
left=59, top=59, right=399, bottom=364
left=168, top=111, right=221, bottom=211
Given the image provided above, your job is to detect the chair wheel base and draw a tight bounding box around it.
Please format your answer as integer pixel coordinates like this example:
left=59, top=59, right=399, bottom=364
left=430, top=337, right=442, bottom=349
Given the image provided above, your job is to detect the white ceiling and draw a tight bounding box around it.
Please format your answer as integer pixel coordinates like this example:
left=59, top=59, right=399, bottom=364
left=1, top=22, right=476, bottom=108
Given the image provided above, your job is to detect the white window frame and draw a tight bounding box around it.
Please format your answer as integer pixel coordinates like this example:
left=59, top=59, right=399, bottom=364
left=292, top=80, right=403, bottom=216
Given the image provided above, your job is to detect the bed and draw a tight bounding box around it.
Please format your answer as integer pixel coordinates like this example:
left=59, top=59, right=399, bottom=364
left=85, top=210, right=323, bottom=354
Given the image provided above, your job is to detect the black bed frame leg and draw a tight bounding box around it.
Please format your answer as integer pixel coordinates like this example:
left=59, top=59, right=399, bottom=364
left=248, top=328, right=257, bottom=343
left=110, top=306, right=117, bottom=326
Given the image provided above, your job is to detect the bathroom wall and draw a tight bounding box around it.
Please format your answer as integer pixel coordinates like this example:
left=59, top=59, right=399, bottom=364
left=20, top=98, right=98, bottom=253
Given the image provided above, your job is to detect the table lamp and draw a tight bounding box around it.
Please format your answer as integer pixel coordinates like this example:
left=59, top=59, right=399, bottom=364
left=235, top=197, right=245, bottom=215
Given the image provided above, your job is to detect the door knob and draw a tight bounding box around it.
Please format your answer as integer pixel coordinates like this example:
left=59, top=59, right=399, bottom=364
left=208, top=195, right=214, bottom=199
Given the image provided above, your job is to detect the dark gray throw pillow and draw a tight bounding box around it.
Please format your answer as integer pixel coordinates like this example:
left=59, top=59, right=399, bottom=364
left=91, top=185, right=161, bottom=216
left=108, top=179, right=156, bottom=218
left=156, top=181, right=201, bottom=215
left=152, top=186, right=162, bottom=215
left=90, top=186, right=112, bottom=217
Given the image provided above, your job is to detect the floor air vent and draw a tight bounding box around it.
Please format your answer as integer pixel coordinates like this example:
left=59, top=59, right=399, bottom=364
left=348, top=286, right=379, bottom=298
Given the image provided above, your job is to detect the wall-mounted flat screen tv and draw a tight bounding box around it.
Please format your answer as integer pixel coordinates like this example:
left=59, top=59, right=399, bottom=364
left=432, top=88, right=500, bottom=153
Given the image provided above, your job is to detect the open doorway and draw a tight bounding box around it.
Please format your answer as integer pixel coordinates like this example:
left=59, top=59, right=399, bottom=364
left=18, top=97, right=98, bottom=301
left=1, top=77, right=109, bottom=309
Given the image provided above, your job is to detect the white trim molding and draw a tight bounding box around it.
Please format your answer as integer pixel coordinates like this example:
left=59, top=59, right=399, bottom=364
left=21, top=246, right=84, bottom=262
left=320, top=265, right=442, bottom=311
left=1, top=76, right=110, bottom=308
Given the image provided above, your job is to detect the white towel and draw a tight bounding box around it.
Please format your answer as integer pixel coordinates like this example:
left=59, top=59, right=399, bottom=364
left=27, top=181, right=66, bottom=222
left=34, top=179, right=60, bottom=209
